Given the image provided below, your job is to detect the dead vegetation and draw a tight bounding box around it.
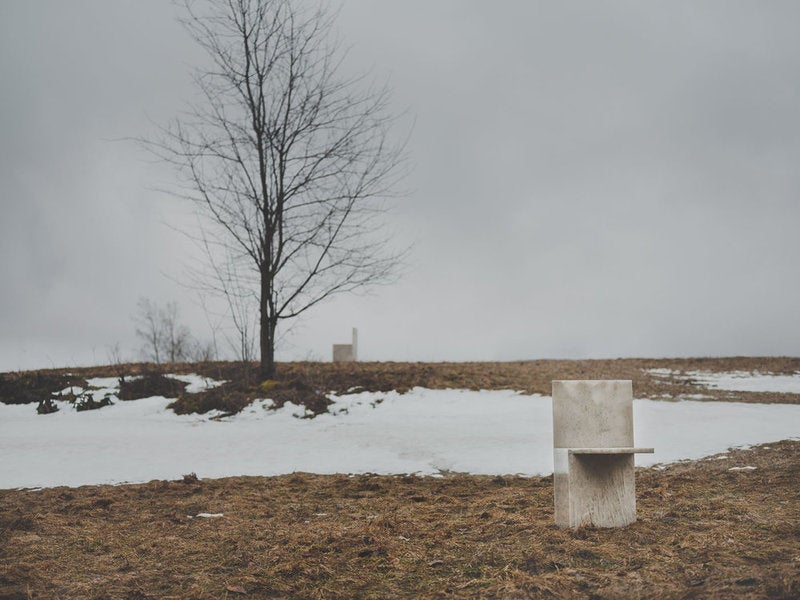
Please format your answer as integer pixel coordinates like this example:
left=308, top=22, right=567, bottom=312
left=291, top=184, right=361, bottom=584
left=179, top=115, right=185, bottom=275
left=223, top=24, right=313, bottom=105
left=1, top=440, right=798, bottom=598
left=1, top=358, right=799, bottom=597
left=0, top=371, right=86, bottom=406
left=1, top=357, right=799, bottom=417
left=117, top=373, right=187, bottom=401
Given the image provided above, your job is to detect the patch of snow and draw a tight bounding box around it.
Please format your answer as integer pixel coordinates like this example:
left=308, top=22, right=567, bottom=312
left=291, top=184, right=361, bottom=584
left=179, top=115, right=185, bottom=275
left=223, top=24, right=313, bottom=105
left=692, top=371, right=800, bottom=393
left=85, top=376, right=122, bottom=391
left=56, top=373, right=226, bottom=399
left=166, top=374, right=226, bottom=394
left=2, top=388, right=800, bottom=488
left=727, top=466, right=757, bottom=471
left=189, top=513, right=224, bottom=518
left=646, top=369, right=800, bottom=394
left=200, top=409, right=228, bottom=420
left=647, top=368, right=675, bottom=378
left=57, top=386, right=84, bottom=395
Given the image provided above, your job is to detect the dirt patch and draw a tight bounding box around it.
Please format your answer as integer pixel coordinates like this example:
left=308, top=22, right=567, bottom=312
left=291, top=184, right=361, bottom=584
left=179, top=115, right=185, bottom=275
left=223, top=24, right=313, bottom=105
left=0, top=440, right=798, bottom=598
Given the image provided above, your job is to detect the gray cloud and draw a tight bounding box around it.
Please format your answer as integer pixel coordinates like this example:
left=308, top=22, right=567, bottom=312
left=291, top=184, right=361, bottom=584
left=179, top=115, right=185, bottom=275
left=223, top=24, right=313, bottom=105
left=1, top=0, right=799, bottom=369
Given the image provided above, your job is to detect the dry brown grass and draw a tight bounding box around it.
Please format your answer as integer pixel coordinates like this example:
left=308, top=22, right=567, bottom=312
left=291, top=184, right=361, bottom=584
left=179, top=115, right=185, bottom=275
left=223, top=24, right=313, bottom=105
left=2, top=357, right=799, bottom=598
left=1, top=440, right=798, bottom=599
left=3, top=356, right=800, bottom=416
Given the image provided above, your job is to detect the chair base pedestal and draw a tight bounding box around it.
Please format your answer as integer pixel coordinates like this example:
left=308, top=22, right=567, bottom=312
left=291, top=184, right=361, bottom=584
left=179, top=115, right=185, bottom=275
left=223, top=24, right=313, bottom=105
left=554, top=448, right=653, bottom=528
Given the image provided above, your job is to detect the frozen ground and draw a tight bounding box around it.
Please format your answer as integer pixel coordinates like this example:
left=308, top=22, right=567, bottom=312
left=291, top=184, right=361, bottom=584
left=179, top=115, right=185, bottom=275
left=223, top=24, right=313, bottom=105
left=2, top=372, right=800, bottom=488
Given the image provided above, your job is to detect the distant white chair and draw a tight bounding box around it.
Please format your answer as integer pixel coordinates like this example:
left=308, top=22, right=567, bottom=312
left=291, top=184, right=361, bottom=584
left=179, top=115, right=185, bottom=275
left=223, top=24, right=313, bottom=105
left=332, top=327, right=358, bottom=362
left=552, top=380, right=653, bottom=528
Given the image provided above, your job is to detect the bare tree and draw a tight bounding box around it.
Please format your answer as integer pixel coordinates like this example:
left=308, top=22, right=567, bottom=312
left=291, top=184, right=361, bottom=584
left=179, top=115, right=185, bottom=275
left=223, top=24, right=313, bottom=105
left=190, top=338, right=218, bottom=362
left=161, top=301, right=193, bottom=363
left=134, top=298, right=164, bottom=364
left=198, top=237, right=259, bottom=364
left=134, top=298, right=194, bottom=364
left=106, top=342, right=127, bottom=384
left=147, top=0, right=408, bottom=378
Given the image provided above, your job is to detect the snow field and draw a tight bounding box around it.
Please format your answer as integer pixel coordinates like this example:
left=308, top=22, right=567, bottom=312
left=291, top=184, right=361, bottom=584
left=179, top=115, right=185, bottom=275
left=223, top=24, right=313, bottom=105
left=2, top=372, right=800, bottom=489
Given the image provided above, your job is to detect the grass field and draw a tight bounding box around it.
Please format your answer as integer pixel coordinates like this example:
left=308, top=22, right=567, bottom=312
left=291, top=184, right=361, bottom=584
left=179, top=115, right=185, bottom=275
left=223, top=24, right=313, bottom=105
left=1, top=358, right=799, bottom=598
left=1, top=440, right=798, bottom=599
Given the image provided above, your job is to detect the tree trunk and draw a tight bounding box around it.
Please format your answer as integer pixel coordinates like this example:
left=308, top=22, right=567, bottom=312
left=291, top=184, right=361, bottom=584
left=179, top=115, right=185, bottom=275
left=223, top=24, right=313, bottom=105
left=259, top=316, right=275, bottom=379
left=259, top=333, right=274, bottom=379
left=259, top=276, right=276, bottom=379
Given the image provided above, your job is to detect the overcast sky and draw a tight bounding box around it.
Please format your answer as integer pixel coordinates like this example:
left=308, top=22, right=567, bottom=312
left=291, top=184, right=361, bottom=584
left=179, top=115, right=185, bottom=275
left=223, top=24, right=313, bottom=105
left=1, top=1, right=799, bottom=371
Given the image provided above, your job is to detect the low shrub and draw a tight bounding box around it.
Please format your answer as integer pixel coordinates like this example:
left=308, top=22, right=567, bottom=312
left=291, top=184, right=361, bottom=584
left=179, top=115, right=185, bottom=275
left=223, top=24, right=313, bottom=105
left=0, top=372, right=86, bottom=405
left=118, top=373, right=187, bottom=400
left=259, top=379, right=278, bottom=393
left=74, top=393, right=114, bottom=412
left=167, top=387, right=252, bottom=417
left=36, top=397, right=59, bottom=414
left=268, top=378, right=333, bottom=417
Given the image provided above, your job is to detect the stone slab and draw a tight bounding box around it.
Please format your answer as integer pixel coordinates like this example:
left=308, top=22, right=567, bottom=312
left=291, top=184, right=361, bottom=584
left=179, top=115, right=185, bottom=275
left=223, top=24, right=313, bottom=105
left=568, top=447, right=654, bottom=455
left=552, top=380, right=634, bottom=449
left=565, top=452, right=636, bottom=528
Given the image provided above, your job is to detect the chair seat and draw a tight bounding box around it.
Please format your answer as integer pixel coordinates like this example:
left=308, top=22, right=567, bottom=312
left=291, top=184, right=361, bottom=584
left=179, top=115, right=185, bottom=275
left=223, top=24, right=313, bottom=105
left=567, top=447, right=655, bottom=455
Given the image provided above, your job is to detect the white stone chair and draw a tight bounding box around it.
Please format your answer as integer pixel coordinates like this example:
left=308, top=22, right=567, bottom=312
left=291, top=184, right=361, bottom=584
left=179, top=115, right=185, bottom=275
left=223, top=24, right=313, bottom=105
left=552, top=380, right=653, bottom=528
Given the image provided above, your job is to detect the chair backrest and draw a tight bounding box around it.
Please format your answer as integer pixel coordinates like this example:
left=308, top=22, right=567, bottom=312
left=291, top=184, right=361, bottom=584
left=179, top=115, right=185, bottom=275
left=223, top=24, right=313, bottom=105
left=552, top=380, right=633, bottom=448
